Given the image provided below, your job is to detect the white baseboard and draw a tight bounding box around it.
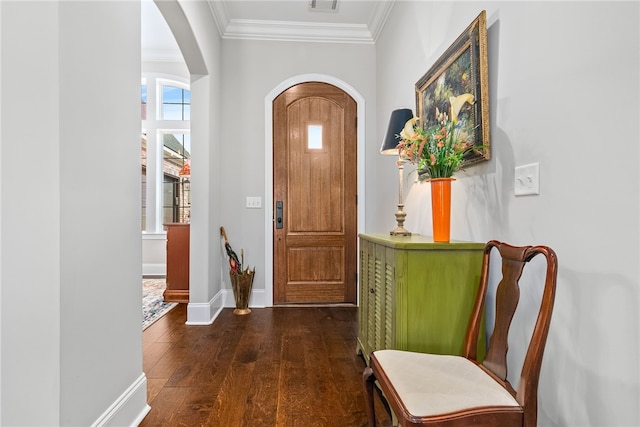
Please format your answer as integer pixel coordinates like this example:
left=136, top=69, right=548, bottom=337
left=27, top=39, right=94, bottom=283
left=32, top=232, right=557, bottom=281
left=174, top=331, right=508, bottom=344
left=142, top=263, right=165, bottom=276
left=220, top=288, right=265, bottom=308
left=185, top=288, right=266, bottom=324
left=91, top=373, right=150, bottom=427
left=186, top=289, right=224, bottom=325
left=241, top=288, right=266, bottom=308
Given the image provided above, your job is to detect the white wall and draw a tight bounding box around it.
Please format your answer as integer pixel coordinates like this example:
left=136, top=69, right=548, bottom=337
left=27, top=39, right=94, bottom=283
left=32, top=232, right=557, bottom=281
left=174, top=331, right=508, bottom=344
left=1, top=1, right=148, bottom=425
left=219, top=39, right=376, bottom=303
left=1, top=2, right=61, bottom=424
left=142, top=234, right=167, bottom=276
left=376, top=2, right=639, bottom=426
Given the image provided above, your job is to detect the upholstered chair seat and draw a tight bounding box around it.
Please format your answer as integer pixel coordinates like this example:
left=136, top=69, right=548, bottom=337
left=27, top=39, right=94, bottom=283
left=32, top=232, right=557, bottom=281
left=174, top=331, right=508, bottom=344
left=372, top=350, right=520, bottom=418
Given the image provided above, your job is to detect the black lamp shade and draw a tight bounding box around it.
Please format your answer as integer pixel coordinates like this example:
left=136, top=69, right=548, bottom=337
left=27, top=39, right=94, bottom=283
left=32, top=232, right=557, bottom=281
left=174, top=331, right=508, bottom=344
left=380, top=108, right=414, bottom=155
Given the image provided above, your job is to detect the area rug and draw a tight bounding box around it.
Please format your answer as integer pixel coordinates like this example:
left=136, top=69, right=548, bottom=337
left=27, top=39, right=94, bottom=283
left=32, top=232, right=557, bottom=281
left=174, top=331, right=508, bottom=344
left=143, top=278, right=178, bottom=330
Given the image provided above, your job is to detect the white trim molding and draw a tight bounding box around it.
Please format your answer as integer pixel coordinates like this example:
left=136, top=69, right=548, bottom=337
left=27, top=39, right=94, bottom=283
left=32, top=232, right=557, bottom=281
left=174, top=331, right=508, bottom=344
left=186, top=290, right=224, bottom=325
left=142, top=263, right=166, bottom=276
left=207, top=0, right=395, bottom=44
left=222, top=19, right=374, bottom=44
left=264, top=73, right=366, bottom=308
left=187, top=288, right=267, bottom=325
left=91, top=374, right=150, bottom=427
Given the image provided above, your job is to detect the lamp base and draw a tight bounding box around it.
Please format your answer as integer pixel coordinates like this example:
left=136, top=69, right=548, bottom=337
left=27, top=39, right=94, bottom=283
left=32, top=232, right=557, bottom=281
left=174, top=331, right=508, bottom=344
left=390, top=228, right=412, bottom=237
left=390, top=204, right=411, bottom=236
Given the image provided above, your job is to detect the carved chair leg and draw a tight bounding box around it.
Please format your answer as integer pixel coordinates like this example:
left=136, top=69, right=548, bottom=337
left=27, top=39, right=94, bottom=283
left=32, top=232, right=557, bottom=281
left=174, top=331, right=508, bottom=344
left=362, top=366, right=377, bottom=427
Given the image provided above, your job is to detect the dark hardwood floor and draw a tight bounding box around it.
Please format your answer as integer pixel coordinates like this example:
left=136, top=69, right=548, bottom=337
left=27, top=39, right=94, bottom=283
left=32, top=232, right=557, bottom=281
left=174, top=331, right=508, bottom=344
left=140, top=303, right=392, bottom=426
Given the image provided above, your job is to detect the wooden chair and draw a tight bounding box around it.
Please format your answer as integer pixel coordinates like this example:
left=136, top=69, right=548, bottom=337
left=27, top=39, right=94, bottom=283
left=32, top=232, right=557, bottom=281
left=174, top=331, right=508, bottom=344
left=363, top=240, right=558, bottom=427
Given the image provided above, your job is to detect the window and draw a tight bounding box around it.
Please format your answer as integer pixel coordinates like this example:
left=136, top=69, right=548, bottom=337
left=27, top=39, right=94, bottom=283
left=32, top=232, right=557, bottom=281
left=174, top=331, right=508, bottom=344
left=141, top=76, right=190, bottom=233
left=162, top=133, right=190, bottom=224
left=162, top=85, right=190, bottom=120
left=308, top=124, right=322, bottom=149
left=141, top=84, right=147, bottom=120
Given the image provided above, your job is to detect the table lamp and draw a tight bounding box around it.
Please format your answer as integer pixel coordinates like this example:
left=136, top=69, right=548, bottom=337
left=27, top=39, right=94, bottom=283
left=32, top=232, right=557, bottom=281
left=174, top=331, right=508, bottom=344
left=380, top=108, right=414, bottom=236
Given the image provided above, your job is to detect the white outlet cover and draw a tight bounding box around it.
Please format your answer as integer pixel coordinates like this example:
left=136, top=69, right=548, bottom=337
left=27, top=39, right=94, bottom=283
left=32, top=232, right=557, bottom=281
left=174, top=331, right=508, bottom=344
left=514, top=163, right=540, bottom=196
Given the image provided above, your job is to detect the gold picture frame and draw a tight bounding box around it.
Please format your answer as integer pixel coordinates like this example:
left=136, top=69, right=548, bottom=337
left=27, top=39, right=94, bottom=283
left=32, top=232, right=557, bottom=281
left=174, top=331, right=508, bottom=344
left=415, top=10, right=490, bottom=167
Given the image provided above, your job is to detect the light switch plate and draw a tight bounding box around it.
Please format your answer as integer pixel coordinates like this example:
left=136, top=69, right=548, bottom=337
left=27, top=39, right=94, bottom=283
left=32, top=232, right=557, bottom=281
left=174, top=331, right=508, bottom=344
left=514, top=163, right=540, bottom=196
left=246, top=196, right=262, bottom=208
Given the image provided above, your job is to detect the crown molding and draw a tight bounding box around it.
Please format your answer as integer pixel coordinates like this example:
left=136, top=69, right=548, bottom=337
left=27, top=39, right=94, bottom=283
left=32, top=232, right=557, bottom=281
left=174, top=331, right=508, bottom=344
left=224, top=19, right=374, bottom=43
left=208, top=0, right=231, bottom=38
left=368, top=1, right=395, bottom=42
left=207, top=0, right=394, bottom=44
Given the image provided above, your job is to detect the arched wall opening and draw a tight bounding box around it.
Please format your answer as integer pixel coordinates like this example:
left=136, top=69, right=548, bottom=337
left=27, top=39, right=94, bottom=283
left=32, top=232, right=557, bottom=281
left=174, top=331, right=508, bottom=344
left=151, top=0, right=212, bottom=325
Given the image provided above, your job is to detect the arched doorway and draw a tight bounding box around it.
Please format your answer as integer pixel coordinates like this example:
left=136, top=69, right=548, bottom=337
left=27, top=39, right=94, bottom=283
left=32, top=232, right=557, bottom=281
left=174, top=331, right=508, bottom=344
left=264, top=74, right=366, bottom=307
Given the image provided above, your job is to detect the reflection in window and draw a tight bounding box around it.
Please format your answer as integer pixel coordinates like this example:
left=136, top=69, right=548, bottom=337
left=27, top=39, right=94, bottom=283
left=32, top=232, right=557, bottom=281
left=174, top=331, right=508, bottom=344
left=162, top=133, right=191, bottom=224
left=308, top=125, right=322, bottom=149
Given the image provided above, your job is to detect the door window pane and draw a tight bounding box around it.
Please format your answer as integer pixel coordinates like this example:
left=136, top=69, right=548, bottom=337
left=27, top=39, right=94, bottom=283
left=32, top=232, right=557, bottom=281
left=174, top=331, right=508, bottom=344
left=308, top=125, right=322, bottom=149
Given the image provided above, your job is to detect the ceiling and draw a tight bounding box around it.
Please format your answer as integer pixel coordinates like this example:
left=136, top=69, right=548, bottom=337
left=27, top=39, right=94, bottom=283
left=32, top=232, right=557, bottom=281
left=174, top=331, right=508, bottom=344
left=142, top=0, right=394, bottom=62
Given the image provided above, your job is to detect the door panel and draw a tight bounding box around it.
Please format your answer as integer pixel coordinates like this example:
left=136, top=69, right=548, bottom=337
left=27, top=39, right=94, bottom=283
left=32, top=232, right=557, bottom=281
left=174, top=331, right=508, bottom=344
left=273, top=82, right=357, bottom=304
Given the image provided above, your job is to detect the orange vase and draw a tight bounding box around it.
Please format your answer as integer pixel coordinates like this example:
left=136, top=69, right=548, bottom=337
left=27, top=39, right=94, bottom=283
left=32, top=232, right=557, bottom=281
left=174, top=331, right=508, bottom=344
left=430, top=177, right=455, bottom=243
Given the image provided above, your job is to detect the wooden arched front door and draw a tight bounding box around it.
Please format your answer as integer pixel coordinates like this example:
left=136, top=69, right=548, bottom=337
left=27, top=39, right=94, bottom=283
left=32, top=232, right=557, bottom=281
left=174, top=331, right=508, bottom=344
left=273, top=82, right=357, bottom=304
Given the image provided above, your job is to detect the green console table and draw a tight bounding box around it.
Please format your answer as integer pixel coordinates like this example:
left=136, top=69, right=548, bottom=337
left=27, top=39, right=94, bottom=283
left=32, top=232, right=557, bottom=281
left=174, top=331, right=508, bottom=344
left=357, top=233, right=486, bottom=363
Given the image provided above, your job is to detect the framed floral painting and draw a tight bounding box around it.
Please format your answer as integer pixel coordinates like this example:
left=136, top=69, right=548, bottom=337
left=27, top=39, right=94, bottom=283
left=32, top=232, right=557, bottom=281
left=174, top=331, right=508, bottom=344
left=415, top=10, right=490, bottom=167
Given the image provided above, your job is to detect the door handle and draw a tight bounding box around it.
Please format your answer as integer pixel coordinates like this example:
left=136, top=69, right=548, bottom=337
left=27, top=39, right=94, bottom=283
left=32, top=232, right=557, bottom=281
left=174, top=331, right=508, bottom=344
left=275, top=201, right=283, bottom=229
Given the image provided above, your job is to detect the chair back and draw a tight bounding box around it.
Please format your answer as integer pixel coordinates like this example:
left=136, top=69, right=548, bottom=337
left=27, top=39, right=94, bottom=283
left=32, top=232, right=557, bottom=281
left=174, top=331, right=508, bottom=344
left=462, top=240, right=558, bottom=426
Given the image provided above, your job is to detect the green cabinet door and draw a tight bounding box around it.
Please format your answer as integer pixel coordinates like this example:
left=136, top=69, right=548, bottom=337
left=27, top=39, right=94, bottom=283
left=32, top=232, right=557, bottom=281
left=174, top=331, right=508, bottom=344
left=358, top=234, right=485, bottom=362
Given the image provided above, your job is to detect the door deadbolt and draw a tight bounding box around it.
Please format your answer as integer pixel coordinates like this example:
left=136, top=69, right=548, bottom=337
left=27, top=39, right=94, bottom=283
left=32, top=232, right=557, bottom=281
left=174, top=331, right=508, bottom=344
left=275, top=201, right=283, bottom=229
